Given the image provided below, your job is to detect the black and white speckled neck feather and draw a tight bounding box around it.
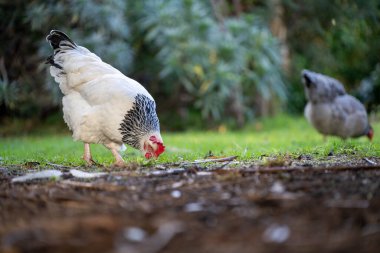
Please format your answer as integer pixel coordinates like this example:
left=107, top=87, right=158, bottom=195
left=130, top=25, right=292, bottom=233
left=119, top=94, right=160, bottom=149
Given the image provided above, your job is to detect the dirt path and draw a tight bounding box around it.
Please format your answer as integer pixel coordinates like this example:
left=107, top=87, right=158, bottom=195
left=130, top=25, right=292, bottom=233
left=1, top=157, right=380, bottom=253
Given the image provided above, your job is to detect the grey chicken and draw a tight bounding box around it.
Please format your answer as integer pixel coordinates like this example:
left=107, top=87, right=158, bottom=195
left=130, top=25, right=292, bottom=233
left=302, top=69, right=373, bottom=141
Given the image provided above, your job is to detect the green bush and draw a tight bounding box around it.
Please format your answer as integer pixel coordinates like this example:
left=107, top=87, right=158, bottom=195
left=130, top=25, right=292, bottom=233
left=1, top=0, right=286, bottom=128
left=2, top=0, right=379, bottom=130
left=0, top=0, right=132, bottom=117
left=136, top=0, right=286, bottom=126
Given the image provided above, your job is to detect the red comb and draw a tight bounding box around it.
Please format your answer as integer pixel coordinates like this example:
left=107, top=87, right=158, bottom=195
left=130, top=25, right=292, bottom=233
left=155, top=142, right=165, bottom=157
left=149, top=136, right=165, bottom=157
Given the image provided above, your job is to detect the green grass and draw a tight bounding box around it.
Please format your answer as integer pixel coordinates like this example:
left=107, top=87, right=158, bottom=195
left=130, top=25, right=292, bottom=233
left=1, top=115, right=379, bottom=166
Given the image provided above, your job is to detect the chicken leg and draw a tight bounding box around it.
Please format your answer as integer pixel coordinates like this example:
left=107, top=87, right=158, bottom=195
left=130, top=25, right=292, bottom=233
left=83, top=143, right=97, bottom=166
left=105, top=143, right=126, bottom=167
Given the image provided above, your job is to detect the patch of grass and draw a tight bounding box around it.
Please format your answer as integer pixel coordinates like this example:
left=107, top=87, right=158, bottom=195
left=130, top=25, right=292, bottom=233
left=1, top=115, right=379, bottom=166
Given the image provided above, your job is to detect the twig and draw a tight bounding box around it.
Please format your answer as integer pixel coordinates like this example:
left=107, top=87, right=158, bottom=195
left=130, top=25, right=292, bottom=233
left=363, top=158, right=377, bottom=165
left=192, top=155, right=238, bottom=164
left=210, top=161, right=233, bottom=171
left=46, top=162, right=78, bottom=169
left=239, top=164, right=380, bottom=174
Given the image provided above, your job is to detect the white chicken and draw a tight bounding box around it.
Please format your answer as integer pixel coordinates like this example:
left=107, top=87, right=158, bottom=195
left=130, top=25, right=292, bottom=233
left=46, top=30, right=165, bottom=166
left=302, top=69, right=373, bottom=141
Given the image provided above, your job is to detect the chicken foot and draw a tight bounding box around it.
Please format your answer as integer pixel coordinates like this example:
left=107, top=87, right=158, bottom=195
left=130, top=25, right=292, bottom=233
left=105, top=143, right=126, bottom=167
left=83, top=143, right=98, bottom=166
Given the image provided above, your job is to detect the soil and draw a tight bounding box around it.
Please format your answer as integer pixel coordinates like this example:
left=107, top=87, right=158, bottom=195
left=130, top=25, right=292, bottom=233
left=1, top=155, right=380, bottom=253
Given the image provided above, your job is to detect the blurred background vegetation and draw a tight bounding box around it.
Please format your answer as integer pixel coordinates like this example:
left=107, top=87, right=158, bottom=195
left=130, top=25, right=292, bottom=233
left=0, top=0, right=379, bottom=133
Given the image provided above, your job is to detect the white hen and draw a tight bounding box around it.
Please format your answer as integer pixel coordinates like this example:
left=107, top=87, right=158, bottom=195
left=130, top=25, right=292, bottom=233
left=302, top=69, right=373, bottom=141
left=46, top=30, right=165, bottom=166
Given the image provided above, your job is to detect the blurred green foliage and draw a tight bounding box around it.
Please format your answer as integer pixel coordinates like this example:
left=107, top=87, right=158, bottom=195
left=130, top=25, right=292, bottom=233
left=0, top=0, right=132, bottom=118
left=0, top=0, right=379, bottom=130
left=282, top=0, right=380, bottom=112
left=358, top=64, right=380, bottom=112
left=135, top=0, right=285, bottom=126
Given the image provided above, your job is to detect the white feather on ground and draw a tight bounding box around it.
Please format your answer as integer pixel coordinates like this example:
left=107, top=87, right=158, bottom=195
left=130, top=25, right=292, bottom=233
left=12, top=170, right=63, bottom=183
left=11, top=169, right=108, bottom=183
left=69, top=169, right=107, bottom=179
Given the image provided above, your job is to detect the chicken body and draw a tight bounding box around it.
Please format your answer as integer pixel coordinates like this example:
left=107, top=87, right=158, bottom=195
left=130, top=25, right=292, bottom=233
left=46, top=30, right=164, bottom=166
left=302, top=70, right=373, bottom=140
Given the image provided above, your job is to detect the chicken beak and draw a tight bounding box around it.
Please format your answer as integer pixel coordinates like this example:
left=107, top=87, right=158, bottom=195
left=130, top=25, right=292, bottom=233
left=367, top=128, right=374, bottom=142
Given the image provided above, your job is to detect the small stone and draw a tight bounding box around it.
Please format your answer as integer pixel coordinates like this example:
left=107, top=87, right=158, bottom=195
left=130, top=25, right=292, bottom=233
left=262, top=224, right=290, bottom=243
left=298, top=154, right=312, bottom=160
left=155, top=165, right=166, bottom=170
left=220, top=192, right=231, bottom=200
left=270, top=181, right=285, bottom=194
left=171, top=190, right=182, bottom=198
left=123, top=227, right=146, bottom=242
left=184, top=202, right=203, bottom=212
left=172, top=181, right=184, bottom=188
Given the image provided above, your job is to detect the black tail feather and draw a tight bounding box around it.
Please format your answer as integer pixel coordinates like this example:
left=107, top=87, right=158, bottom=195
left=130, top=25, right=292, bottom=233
left=45, top=55, right=63, bottom=69
left=46, top=30, right=76, bottom=50
left=46, top=30, right=76, bottom=69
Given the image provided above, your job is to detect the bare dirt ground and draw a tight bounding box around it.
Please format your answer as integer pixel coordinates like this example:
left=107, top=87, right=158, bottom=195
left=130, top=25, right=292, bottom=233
left=1, top=156, right=380, bottom=253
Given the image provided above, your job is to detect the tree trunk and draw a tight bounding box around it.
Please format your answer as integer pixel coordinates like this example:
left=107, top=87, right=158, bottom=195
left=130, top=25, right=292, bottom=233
left=269, top=0, right=290, bottom=73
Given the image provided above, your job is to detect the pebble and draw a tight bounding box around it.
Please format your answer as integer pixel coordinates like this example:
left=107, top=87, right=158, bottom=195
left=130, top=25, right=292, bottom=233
left=184, top=202, right=203, bottom=212
left=270, top=181, right=285, bottom=194
left=171, top=190, right=182, bottom=198
left=262, top=224, right=290, bottom=243
left=123, top=227, right=146, bottom=242
left=172, top=181, right=184, bottom=188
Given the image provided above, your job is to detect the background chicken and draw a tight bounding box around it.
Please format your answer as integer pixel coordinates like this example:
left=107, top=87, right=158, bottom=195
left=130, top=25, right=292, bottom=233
left=46, top=30, right=165, bottom=166
left=302, top=69, right=373, bottom=141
